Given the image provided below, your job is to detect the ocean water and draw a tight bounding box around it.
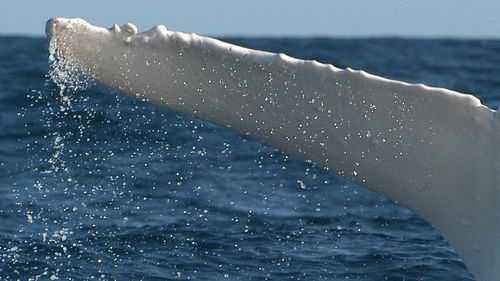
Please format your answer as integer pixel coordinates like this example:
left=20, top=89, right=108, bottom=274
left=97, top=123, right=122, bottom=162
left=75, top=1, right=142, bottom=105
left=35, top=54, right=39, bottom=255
left=1, top=36, right=499, bottom=281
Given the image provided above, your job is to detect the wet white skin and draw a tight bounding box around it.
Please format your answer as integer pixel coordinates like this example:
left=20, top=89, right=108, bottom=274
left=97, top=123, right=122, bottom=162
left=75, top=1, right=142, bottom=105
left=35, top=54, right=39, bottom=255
left=46, top=18, right=500, bottom=281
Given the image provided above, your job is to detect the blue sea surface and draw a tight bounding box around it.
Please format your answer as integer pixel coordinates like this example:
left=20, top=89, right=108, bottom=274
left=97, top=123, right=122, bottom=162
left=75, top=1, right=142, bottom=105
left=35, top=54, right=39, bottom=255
left=1, top=36, right=499, bottom=280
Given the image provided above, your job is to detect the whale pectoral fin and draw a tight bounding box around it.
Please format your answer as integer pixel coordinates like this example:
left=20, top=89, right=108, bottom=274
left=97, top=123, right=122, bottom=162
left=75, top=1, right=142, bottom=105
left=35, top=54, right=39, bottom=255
left=46, top=18, right=500, bottom=281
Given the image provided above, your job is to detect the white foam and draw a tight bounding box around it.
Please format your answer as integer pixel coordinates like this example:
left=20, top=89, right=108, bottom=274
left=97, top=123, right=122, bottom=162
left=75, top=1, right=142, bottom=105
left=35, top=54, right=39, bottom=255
left=46, top=17, right=500, bottom=281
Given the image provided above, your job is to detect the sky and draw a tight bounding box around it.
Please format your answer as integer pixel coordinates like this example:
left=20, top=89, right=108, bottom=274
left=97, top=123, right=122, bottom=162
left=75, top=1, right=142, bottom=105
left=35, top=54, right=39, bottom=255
left=2, top=0, right=499, bottom=38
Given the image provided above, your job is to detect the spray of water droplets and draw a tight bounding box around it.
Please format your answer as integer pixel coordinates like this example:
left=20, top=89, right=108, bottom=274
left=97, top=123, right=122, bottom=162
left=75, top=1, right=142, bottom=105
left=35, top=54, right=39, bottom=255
left=47, top=38, right=92, bottom=92
left=16, top=39, right=99, bottom=281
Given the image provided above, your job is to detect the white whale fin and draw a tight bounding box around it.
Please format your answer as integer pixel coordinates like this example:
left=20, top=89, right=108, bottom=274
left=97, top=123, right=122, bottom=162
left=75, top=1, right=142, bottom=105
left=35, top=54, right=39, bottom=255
left=46, top=18, right=500, bottom=281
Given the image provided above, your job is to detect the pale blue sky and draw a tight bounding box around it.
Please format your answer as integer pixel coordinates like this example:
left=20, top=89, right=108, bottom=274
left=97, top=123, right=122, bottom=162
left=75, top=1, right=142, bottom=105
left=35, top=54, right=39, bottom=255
left=2, top=0, right=499, bottom=38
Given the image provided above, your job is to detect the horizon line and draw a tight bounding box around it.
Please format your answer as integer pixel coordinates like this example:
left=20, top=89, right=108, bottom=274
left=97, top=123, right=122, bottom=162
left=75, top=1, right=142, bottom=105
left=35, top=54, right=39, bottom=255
left=1, top=32, right=499, bottom=41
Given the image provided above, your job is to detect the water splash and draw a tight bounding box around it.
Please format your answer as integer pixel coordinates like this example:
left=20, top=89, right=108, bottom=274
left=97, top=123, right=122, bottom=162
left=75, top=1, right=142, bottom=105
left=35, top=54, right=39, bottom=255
left=42, top=37, right=97, bottom=175
left=16, top=39, right=99, bottom=281
left=47, top=38, right=92, bottom=92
